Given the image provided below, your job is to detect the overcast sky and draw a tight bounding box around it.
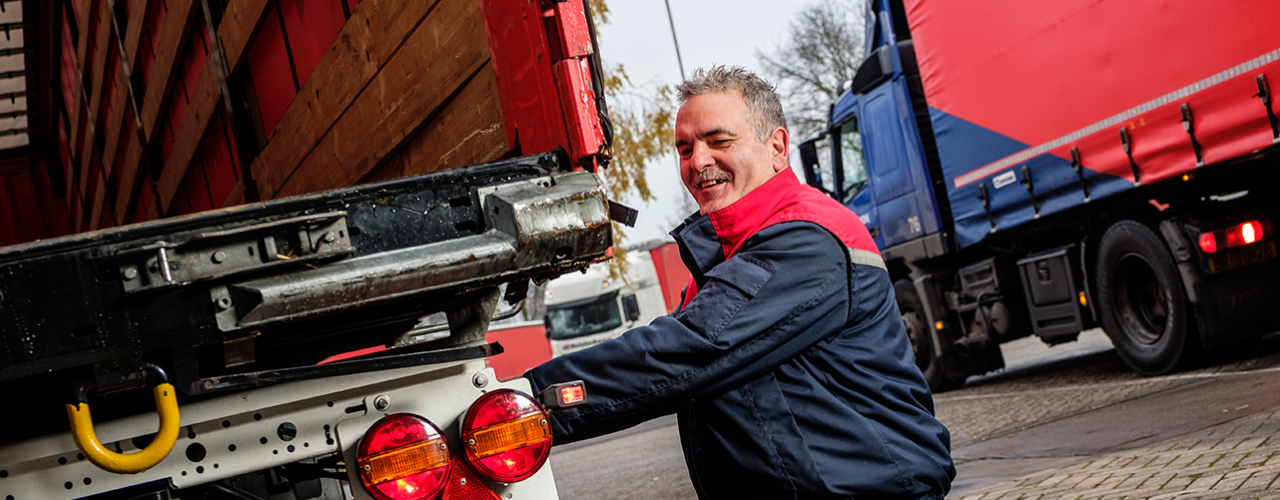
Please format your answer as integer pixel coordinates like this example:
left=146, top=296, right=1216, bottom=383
left=596, top=0, right=812, bottom=244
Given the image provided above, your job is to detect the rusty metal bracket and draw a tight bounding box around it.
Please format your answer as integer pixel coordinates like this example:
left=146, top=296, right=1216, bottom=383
left=119, top=213, right=353, bottom=294
left=211, top=170, right=609, bottom=332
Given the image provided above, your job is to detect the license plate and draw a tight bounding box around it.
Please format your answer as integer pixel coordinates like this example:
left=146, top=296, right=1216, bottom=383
left=1205, top=241, right=1277, bottom=274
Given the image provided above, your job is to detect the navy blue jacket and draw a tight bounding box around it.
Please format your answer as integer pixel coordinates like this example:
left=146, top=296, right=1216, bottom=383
left=525, top=170, right=954, bottom=499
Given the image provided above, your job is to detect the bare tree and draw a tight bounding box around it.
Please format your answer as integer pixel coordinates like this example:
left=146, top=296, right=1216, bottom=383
left=757, top=0, right=866, bottom=140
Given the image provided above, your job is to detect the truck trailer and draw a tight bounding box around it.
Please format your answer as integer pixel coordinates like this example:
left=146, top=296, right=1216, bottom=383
left=0, top=1, right=619, bottom=499
left=799, top=0, right=1280, bottom=390
left=543, top=240, right=690, bottom=356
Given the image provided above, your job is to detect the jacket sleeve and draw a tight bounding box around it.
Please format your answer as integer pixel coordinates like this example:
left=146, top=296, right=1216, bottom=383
left=525, top=221, right=852, bottom=445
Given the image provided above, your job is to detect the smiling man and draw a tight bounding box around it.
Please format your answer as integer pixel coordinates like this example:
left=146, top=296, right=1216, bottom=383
left=525, top=66, right=954, bottom=499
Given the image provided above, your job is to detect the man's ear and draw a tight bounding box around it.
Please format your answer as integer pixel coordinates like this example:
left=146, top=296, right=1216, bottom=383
left=770, top=127, right=790, bottom=173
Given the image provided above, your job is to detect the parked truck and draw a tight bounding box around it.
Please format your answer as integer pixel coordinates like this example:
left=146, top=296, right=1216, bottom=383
left=0, top=1, right=619, bottom=499
left=799, top=0, right=1280, bottom=390
left=543, top=240, right=690, bottom=356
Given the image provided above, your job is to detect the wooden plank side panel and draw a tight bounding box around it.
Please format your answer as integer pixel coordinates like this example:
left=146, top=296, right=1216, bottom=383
left=67, top=0, right=94, bottom=163
left=75, top=1, right=113, bottom=197
left=97, top=0, right=152, bottom=196
left=138, top=0, right=197, bottom=141
left=123, top=0, right=150, bottom=65
left=136, top=0, right=167, bottom=88
left=112, top=131, right=143, bottom=223
left=86, top=3, right=114, bottom=129
left=219, top=0, right=272, bottom=70
left=99, top=55, right=129, bottom=179
left=250, top=0, right=442, bottom=199
left=151, top=0, right=273, bottom=214
left=155, top=61, right=216, bottom=212
left=272, top=0, right=493, bottom=199
left=89, top=170, right=107, bottom=229
left=365, top=62, right=508, bottom=184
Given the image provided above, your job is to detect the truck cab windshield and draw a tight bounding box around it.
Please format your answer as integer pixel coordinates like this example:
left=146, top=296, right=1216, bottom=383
left=546, top=291, right=622, bottom=340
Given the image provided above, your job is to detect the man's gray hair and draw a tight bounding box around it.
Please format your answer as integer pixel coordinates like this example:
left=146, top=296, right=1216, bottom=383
left=675, top=65, right=788, bottom=143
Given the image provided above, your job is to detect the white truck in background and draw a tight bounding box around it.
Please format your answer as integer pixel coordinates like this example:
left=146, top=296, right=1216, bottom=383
left=544, top=240, right=691, bottom=356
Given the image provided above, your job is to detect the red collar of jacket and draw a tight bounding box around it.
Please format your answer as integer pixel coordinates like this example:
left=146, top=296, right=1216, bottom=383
left=706, top=168, right=880, bottom=259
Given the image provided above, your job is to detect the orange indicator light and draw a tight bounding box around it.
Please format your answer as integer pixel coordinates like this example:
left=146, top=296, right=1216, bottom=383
left=560, top=385, right=585, bottom=405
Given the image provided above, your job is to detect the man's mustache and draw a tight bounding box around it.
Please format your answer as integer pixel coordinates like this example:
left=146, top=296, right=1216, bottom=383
left=698, top=169, right=730, bottom=182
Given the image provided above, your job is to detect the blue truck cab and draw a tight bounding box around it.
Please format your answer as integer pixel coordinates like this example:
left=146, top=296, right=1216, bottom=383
left=799, top=0, right=1280, bottom=391
left=800, top=0, right=949, bottom=262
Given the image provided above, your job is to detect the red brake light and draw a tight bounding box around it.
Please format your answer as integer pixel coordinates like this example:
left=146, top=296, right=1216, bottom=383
left=1226, top=220, right=1264, bottom=248
left=1199, top=233, right=1218, bottom=254
left=461, top=389, right=552, bottom=483
left=1243, top=221, right=1260, bottom=244
left=357, top=414, right=451, bottom=500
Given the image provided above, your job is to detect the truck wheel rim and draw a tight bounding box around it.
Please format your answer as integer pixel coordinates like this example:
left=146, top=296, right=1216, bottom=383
left=1116, top=253, right=1168, bottom=345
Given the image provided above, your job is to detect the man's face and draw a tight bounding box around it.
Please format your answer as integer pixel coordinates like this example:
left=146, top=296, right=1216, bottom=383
left=676, top=91, right=789, bottom=215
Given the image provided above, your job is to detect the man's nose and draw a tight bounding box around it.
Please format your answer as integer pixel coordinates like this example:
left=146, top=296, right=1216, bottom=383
left=687, top=143, right=714, bottom=170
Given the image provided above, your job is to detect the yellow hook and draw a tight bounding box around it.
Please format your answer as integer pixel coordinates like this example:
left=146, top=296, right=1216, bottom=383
left=66, top=365, right=181, bottom=474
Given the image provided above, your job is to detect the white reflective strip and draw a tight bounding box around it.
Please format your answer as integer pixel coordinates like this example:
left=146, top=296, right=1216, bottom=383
left=953, top=46, right=1280, bottom=189
left=848, top=248, right=887, bottom=271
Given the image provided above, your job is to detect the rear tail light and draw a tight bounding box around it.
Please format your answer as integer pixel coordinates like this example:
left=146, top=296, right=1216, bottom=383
left=357, top=414, right=452, bottom=500
left=1199, top=232, right=1218, bottom=254
left=461, top=389, right=553, bottom=482
left=1227, top=221, right=1263, bottom=247
left=1198, top=220, right=1268, bottom=254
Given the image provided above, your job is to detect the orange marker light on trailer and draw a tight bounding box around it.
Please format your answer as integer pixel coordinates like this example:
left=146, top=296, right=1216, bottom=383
left=1078, top=291, right=1087, bottom=307
left=560, top=385, right=586, bottom=405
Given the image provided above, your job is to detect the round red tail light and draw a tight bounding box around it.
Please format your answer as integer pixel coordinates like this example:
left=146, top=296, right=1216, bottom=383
left=1199, top=232, right=1218, bottom=254
left=461, top=389, right=552, bottom=482
left=356, top=414, right=451, bottom=500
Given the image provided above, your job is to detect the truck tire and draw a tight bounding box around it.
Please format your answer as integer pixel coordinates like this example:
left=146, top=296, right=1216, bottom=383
left=1095, top=220, right=1197, bottom=375
left=894, top=280, right=962, bottom=391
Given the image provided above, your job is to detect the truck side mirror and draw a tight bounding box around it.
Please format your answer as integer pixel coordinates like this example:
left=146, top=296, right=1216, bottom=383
left=799, top=139, right=832, bottom=196
left=622, top=294, right=640, bottom=322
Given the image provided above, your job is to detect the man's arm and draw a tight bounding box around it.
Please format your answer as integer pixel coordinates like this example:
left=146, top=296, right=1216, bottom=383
left=525, top=221, right=851, bottom=444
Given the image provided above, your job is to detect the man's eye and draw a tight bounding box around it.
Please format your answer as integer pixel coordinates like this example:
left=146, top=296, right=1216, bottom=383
left=678, top=148, right=692, bottom=157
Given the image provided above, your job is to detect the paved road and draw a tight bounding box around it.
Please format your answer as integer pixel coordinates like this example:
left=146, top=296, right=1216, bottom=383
left=547, top=329, right=1280, bottom=499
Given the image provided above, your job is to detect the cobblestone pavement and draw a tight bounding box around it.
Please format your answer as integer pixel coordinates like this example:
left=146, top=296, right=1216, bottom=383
left=952, top=405, right=1280, bottom=499
left=937, top=330, right=1280, bottom=450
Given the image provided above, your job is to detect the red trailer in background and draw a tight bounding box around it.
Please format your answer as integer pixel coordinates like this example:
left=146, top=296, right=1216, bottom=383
left=648, top=240, right=693, bottom=314
left=485, top=322, right=554, bottom=381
